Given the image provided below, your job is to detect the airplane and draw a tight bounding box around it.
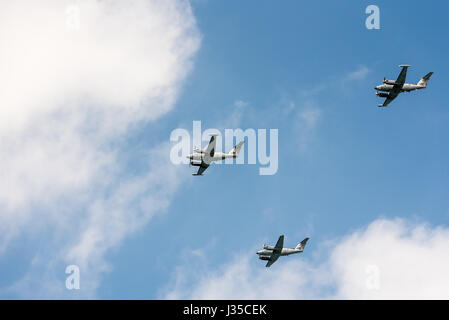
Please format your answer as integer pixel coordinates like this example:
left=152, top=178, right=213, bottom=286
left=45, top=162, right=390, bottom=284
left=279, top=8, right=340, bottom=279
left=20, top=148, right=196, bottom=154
left=187, top=134, right=244, bottom=176
left=257, top=235, right=309, bottom=268
left=375, top=65, right=433, bottom=107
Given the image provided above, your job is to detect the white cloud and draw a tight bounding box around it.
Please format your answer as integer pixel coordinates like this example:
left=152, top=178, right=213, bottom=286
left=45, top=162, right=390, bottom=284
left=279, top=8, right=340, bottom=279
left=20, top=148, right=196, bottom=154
left=294, top=103, right=321, bottom=152
left=298, top=108, right=321, bottom=129
left=331, top=218, right=449, bottom=299
left=290, top=65, right=371, bottom=152
left=164, top=218, right=449, bottom=299
left=298, top=65, right=370, bottom=97
left=223, top=100, right=249, bottom=129
left=345, top=65, right=370, bottom=81
left=0, top=0, right=200, bottom=297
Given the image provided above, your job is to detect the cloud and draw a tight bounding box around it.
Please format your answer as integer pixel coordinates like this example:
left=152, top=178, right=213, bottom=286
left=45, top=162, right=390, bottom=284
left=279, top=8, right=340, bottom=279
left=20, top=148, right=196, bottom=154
left=290, top=65, right=371, bottom=152
left=3, top=144, right=185, bottom=298
left=331, top=218, right=449, bottom=299
left=345, top=65, right=371, bottom=81
left=164, top=218, right=449, bottom=299
left=294, top=103, right=321, bottom=152
left=224, top=100, right=249, bottom=129
left=0, top=0, right=200, bottom=297
left=298, top=108, right=321, bottom=129
left=298, top=65, right=370, bottom=97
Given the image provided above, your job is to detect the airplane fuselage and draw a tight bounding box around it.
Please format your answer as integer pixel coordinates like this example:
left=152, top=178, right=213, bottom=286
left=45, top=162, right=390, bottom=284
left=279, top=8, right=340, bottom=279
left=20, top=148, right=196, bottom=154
left=375, top=83, right=425, bottom=92
left=256, top=248, right=302, bottom=256
left=187, top=152, right=237, bottom=162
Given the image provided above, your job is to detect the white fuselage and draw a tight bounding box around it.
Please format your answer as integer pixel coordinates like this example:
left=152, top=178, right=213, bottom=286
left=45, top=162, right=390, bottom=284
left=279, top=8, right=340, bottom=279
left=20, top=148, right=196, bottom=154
left=188, top=152, right=236, bottom=162
left=256, top=248, right=302, bottom=256
left=375, top=83, right=425, bottom=92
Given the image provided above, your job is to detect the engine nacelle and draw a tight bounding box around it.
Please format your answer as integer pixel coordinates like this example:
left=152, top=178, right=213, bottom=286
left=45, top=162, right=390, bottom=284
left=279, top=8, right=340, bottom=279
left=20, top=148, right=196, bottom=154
left=190, top=161, right=202, bottom=167
left=258, top=256, right=271, bottom=261
left=263, top=245, right=275, bottom=250
left=383, top=79, right=396, bottom=85
left=376, top=92, right=390, bottom=98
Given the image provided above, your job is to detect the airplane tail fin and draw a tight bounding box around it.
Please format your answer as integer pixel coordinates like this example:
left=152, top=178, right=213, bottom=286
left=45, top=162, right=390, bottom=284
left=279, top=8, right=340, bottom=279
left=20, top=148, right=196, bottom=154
left=417, top=72, right=433, bottom=87
left=228, top=141, right=244, bottom=156
left=295, top=237, right=309, bottom=251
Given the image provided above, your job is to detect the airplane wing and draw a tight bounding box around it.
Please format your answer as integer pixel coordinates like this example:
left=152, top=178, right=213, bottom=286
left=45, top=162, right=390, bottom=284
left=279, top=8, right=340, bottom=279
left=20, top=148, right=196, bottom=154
left=192, top=135, right=217, bottom=176
left=378, top=65, right=409, bottom=107
left=395, top=65, right=409, bottom=86
left=193, top=162, right=209, bottom=176
left=265, top=235, right=284, bottom=267
left=378, top=91, right=399, bottom=107
left=265, top=254, right=280, bottom=267
left=204, top=135, right=217, bottom=160
left=273, top=235, right=284, bottom=253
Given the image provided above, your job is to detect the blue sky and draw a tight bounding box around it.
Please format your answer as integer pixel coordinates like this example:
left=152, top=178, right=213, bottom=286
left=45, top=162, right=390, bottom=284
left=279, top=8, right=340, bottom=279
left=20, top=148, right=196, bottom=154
left=99, top=1, right=449, bottom=298
left=1, top=0, right=449, bottom=299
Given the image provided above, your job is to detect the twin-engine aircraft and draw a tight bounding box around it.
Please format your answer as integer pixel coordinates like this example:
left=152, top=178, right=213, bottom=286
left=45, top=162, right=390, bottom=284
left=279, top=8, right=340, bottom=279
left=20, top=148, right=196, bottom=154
left=375, top=65, right=433, bottom=107
left=257, top=235, right=309, bottom=267
left=187, top=134, right=244, bottom=176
